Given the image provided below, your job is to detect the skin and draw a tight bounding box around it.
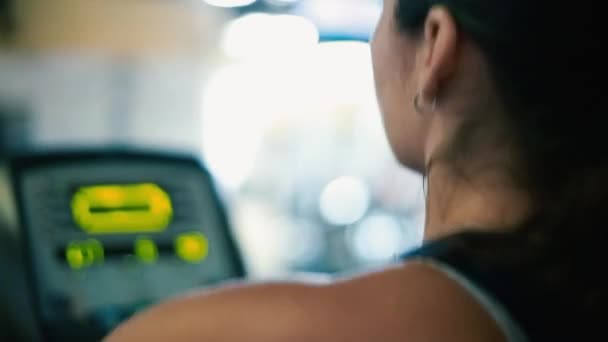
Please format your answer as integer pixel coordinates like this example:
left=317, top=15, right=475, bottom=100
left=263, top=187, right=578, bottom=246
left=106, top=1, right=531, bottom=340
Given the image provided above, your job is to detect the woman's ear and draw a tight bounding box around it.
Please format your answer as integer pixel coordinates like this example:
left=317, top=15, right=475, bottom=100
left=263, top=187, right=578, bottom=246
left=418, top=6, right=459, bottom=101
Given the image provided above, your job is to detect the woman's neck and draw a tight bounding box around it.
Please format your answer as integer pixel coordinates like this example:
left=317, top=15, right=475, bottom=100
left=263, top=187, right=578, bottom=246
left=423, top=164, right=531, bottom=241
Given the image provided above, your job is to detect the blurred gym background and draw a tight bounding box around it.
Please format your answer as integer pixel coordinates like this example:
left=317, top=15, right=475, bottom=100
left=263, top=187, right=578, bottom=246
left=0, top=0, right=425, bottom=278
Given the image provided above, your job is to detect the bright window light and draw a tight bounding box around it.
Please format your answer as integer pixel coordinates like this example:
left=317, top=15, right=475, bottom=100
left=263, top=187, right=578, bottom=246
left=264, top=0, right=299, bottom=6
left=201, top=65, right=270, bottom=189
left=204, top=0, right=257, bottom=8
left=222, top=13, right=319, bottom=61
left=202, top=41, right=377, bottom=189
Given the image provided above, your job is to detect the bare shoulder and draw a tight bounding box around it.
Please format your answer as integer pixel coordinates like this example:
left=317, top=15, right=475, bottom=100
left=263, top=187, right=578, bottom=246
left=105, top=263, right=506, bottom=342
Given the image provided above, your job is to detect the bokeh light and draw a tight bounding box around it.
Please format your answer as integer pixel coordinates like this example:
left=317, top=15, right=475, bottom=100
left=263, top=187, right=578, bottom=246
left=350, top=213, right=408, bottom=263
left=319, top=176, right=370, bottom=226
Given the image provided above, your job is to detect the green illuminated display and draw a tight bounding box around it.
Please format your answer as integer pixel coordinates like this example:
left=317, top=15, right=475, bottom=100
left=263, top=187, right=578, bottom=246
left=175, top=232, right=209, bottom=263
left=71, top=183, right=173, bottom=234
left=66, top=239, right=104, bottom=270
left=135, top=238, right=159, bottom=264
left=65, top=234, right=211, bottom=269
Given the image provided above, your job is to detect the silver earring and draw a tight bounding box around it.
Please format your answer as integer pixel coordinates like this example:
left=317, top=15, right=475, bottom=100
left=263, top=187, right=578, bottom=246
left=414, top=93, right=437, bottom=114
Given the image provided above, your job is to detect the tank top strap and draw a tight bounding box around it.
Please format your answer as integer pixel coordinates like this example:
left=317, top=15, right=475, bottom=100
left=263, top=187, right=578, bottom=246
left=400, top=233, right=574, bottom=341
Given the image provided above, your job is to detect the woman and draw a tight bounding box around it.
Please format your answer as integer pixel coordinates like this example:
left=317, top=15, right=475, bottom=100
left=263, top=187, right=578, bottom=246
left=107, top=0, right=605, bottom=340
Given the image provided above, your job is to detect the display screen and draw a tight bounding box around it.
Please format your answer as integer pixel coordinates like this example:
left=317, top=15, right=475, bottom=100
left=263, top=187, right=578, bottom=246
left=71, top=183, right=173, bottom=234
left=15, top=152, right=244, bottom=342
left=63, top=232, right=210, bottom=269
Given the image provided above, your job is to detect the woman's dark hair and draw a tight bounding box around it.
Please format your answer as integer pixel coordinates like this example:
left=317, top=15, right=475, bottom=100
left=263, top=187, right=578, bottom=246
left=394, top=0, right=606, bottom=338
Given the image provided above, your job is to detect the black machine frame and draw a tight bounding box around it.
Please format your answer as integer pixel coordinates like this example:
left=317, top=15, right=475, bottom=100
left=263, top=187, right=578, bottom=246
left=10, top=148, right=246, bottom=340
